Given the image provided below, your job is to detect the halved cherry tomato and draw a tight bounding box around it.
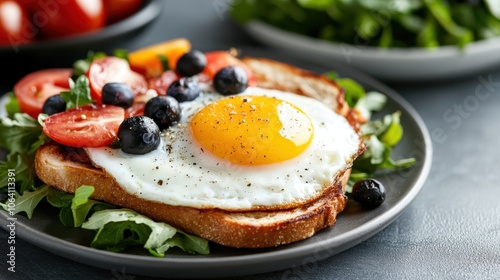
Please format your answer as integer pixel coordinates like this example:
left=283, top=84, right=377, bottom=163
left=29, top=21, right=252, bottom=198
left=87, top=56, right=147, bottom=104
left=43, top=105, right=125, bottom=147
left=14, top=69, right=71, bottom=118
left=147, top=70, right=178, bottom=95
left=203, top=51, right=256, bottom=86
left=105, top=0, right=142, bottom=24
left=36, top=0, right=106, bottom=39
left=129, top=38, right=191, bottom=78
left=0, top=1, right=34, bottom=46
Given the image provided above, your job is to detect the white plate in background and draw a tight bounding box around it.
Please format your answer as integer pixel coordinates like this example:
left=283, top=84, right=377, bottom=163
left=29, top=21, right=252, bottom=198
left=243, top=21, right=500, bottom=82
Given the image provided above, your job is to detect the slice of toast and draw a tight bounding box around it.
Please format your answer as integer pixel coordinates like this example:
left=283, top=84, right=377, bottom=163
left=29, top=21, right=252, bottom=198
left=34, top=57, right=364, bottom=248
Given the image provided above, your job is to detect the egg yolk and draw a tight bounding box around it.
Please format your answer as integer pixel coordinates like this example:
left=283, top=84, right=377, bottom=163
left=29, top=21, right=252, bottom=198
left=190, top=95, right=314, bottom=165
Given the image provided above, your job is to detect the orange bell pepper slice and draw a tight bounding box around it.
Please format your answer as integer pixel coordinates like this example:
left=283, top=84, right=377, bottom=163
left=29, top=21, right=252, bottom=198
left=129, top=38, right=191, bottom=78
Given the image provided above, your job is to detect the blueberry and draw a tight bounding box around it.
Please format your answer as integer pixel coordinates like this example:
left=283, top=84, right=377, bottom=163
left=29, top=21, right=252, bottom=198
left=167, top=78, right=201, bottom=102
left=144, top=96, right=181, bottom=130
left=213, top=66, right=248, bottom=96
left=176, top=50, right=207, bottom=77
left=352, top=178, right=386, bottom=209
left=102, top=83, right=134, bottom=109
left=118, top=116, right=160, bottom=155
left=42, top=95, right=66, bottom=115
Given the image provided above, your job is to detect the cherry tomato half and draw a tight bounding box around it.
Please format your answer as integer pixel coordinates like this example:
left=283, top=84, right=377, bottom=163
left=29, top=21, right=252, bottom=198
left=87, top=56, right=147, bottom=104
left=43, top=105, right=125, bottom=147
left=0, top=1, right=34, bottom=46
left=36, top=0, right=106, bottom=39
left=14, top=68, right=71, bottom=118
left=147, top=70, right=178, bottom=95
left=203, top=51, right=256, bottom=86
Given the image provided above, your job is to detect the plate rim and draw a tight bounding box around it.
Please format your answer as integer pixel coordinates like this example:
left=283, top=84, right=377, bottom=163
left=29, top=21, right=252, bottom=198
left=0, top=51, right=433, bottom=278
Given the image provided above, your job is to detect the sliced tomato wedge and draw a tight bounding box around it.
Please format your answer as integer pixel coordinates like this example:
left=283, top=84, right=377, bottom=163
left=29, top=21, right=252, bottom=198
left=147, top=70, right=178, bottom=95
left=14, top=69, right=71, bottom=118
left=43, top=105, right=125, bottom=147
left=203, top=51, right=256, bottom=86
left=87, top=56, right=147, bottom=104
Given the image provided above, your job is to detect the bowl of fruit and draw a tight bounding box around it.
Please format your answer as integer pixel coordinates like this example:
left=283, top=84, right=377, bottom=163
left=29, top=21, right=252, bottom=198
left=231, top=0, right=500, bottom=81
left=0, top=0, right=162, bottom=80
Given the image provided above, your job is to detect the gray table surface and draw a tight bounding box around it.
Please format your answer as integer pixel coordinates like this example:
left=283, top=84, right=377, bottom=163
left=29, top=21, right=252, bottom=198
left=1, top=1, right=500, bottom=279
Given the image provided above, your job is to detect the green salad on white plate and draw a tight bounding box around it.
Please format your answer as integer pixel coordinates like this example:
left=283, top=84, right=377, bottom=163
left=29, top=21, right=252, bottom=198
left=231, top=0, right=500, bottom=49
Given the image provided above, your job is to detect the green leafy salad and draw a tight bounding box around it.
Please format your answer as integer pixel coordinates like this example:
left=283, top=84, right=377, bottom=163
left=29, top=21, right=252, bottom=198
left=231, top=0, right=500, bottom=48
left=324, top=72, right=415, bottom=189
left=0, top=75, right=210, bottom=257
left=0, top=57, right=414, bottom=256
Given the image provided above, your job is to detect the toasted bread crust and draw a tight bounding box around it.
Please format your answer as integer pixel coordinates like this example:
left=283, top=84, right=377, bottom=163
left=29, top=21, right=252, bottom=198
left=34, top=57, right=363, bottom=248
left=36, top=142, right=348, bottom=248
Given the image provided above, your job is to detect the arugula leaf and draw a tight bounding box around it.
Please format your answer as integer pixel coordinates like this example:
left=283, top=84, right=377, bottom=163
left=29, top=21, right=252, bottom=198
left=354, top=92, right=387, bottom=120
left=353, top=128, right=415, bottom=178
left=424, top=0, right=473, bottom=47
left=71, top=186, right=100, bottom=227
left=46, top=185, right=111, bottom=227
left=4, top=92, right=20, bottom=117
left=83, top=209, right=210, bottom=256
left=324, top=71, right=365, bottom=107
left=0, top=153, right=37, bottom=193
left=0, top=113, right=50, bottom=193
left=60, top=75, right=94, bottom=110
left=151, top=231, right=211, bottom=256
left=0, top=185, right=49, bottom=218
left=46, top=187, right=75, bottom=208
left=0, top=113, right=45, bottom=154
left=417, top=15, right=440, bottom=48
left=113, top=49, right=129, bottom=61
left=379, top=25, right=393, bottom=48
left=362, top=111, right=402, bottom=142
left=297, top=0, right=335, bottom=10
left=46, top=187, right=76, bottom=226
left=379, top=112, right=403, bottom=147
left=91, top=221, right=152, bottom=252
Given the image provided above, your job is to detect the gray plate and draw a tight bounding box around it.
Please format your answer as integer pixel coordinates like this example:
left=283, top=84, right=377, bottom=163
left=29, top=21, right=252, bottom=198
left=0, top=49, right=432, bottom=279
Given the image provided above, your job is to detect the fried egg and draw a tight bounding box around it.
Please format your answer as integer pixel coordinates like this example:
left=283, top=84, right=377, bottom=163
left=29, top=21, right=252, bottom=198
left=85, top=87, right=362, bottom=210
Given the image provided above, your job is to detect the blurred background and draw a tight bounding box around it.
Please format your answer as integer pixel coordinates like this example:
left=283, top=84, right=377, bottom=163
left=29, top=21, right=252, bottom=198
left=2, top=0, right=500, bottom=86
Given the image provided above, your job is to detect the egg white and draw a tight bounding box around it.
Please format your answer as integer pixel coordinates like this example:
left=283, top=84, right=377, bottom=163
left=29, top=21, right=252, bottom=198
left=85, top=87, right=362, bottom=210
